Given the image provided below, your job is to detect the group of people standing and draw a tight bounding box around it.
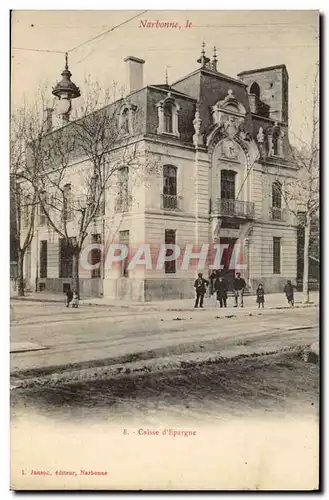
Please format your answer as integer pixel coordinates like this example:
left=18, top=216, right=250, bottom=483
left=194, top=271, right=297, bottom=309
left=194, top=271, right=248, bottom=309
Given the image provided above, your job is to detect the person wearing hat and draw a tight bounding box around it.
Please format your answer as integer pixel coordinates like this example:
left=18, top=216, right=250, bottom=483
left=193, top=273, right=209, bottom=308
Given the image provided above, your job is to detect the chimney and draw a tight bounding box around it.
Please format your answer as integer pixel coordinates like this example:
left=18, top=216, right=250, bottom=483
left=124, top=56, right=145, bottom=94
left=43, top=107, right=53, bottom=133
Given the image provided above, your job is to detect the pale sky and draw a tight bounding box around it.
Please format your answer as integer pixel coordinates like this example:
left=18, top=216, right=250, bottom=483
left=11, top=10, right=319, bottom=143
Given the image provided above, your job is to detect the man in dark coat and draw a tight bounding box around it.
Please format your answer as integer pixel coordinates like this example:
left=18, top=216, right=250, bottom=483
left=66, top=287, right=73, bottom=308
left=194, top=273, right=209, bottom=308
left=233, top=273, right=246, bottom=307
left=284, top=280, right=297, bottom=306
left=209, top=270, right=217, bottom=297
left=214, top=276, right=228, bottom=308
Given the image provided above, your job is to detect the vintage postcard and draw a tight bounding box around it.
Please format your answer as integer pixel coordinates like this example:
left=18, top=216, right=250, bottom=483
left=10, top=10, right=320, bottom=491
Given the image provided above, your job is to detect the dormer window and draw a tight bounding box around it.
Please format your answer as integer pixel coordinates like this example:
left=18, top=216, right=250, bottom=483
left=270, top=124, right=284, bottom=157
left=164, top=103, right=173, bottom=133
left=121, top=108, right=130, bottom=134
left=156, top=93, right=180, bottom=138
left=211, top=89, right=246, bottom=128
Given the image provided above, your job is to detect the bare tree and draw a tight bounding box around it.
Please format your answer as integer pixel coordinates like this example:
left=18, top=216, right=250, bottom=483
left=37, top=80, right=159, bottom=296
left=10, top=92, right=52, bottom=296
left=282, top=66, right=319, bottom=303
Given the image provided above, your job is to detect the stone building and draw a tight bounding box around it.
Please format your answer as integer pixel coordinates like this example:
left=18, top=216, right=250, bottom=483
left=22, top=45, right=298, bottom=301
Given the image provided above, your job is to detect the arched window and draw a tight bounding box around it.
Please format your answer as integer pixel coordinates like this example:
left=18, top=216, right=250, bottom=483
left=224, top=102, right=239, bottom=113
left=272, top=126, right=281, bottom=155
left=220, top=170, right=236, bottom=200
left=163, top=103, right=173, bottom=133
left=250, top=82, right=260, bottom=98
left=156, top=95, right=180, bottom=137
left=163, top=165, right=177, bottom=209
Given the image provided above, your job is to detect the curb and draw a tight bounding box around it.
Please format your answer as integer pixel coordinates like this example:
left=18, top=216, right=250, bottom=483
left=10, top=322, right=318, bottom=382
left=10, top=344, right=309, bottom=390
left=10, top=296, right=318, bottom=312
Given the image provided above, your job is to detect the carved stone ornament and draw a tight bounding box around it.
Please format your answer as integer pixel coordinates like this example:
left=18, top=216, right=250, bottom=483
left=221, top=139, right=238, bottom=159
left=193, top=103, right=203, bottom=147
left=223, top=115, right=240, bottom=138
left=257, top=127, right=265, bottom=143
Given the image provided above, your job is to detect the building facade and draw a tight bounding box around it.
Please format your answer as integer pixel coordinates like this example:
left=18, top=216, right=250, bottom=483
left=23, top=47, right=298, bottom=301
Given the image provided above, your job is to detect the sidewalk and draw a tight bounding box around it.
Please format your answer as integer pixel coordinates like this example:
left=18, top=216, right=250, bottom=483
left=11, top=290, right=319, bottom=311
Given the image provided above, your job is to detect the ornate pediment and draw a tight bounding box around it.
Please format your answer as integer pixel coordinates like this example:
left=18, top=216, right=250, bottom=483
left=211, top=89, right=247, bottom=132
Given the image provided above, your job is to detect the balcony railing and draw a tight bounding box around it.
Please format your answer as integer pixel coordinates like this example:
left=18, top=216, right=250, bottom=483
left=161, top=194, right=182, bottom=211
left=270, top=207, right=287, bottom=222
left=214, top=198, right=255, bottom=219
left=115, top=195, right=132, bottom=213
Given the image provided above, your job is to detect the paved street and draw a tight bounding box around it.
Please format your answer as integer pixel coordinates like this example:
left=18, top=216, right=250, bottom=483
left=10, top=298, right=319, bottom=375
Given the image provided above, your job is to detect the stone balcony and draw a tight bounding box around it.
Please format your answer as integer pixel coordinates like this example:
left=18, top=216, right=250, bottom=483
left=161, top=194, right=183, bottom=211
left=213, top=198, right=255, bottom=219
left=269, top=207, right=287, bottom=222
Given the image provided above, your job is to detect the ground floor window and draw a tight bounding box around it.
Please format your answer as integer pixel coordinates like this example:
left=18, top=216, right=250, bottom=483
left=91, top=234, right=102, bottom=278
left=273, top=237, right=281, bottom=274
left=165, top=229, right=176, bottom=274
left=119, top=230, right=130, bottom=277
left=59, top=238, right=75, bottom=278
left=40, top=240, right=47, bottom=278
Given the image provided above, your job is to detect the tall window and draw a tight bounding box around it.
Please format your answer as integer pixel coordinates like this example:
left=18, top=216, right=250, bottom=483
left=63, top=183, right=72, bottom=221
left=22, top=194, right=31, bottom=229
left=117, top=167, right=129, bottom=212
left=271, top=181, right=282, bottom=220
left=91, top=234, right=102, bottom=278
left=40, top=240, right=47, bottom=278
left=272, top=181, right=282, bottom=208
left=59, top=238, right=75, bottom=278
left=90, top=175, right=103, bottom=216
left=272, top=126, right=281, bottom=156
left=163, top=165, right=177, bottom=210
left=39, top=191, right=47, bottom=225
left=250, top=82, right=260, bottom=98
left=119, top=230, right=129, bottom=277
left=273, top=237, right=281, bottom=274
left=221, top=170, right=236, bottom=200
left=165, top=229, right=176, bottom=274
left=121, top=108, right=130, bottom=134
left=164, top=103, right=173, bottom=133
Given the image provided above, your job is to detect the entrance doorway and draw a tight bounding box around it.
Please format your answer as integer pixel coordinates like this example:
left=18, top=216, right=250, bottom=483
left=219, top=238, right=237, bottom=291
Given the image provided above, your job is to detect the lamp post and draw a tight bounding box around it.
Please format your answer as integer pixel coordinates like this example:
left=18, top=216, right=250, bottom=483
left=52, top=52, right=80, bottom=124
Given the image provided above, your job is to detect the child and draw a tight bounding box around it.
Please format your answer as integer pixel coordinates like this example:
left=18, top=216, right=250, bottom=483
left=72, top=290, right=79, bottom=308
left=256, top=283, right=265, bottom=308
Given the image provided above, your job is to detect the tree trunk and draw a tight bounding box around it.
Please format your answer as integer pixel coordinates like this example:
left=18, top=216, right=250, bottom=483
left=72, top=251, right=80, bottom=298
left=17, top=249, right=25, bottom=297
left=303, top=215, right=311, bottom=303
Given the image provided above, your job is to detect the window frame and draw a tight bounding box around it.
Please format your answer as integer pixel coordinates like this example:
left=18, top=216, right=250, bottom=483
left=273, top=236, right=281, bottom=275
left=119, top=230, right=130, bottom=277
left=90, top=233, right=102, bottom=278
left=164, top=229, right=176, bottom=274
left=163, top=103, right=173, bottom=133
left=220, top=170, right=236, bottom=200
left=39, top=240, right=47, bottom=278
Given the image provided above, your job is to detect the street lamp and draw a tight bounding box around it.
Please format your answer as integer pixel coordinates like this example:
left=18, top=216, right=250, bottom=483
left=52, top=52, right=80, bottom=124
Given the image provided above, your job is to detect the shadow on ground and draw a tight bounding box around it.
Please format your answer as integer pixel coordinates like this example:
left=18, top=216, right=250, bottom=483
left=11, top=350, right=319, bottom=425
